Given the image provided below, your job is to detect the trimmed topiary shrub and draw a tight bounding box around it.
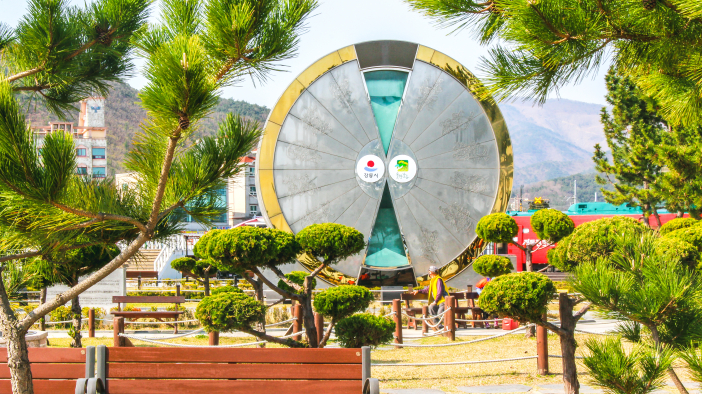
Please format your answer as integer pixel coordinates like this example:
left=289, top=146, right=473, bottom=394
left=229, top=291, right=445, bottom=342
left=555, top=217, right=649, bottom=271
left=548, top=234, right=573, bottom=272
left=531, top=209, right=575, bottom=243
left=296, top=223, right=366, bottom=264
left=335, top=313, right=394, bottom=348
left=314, top=285, right=373, bottom=321
left=655, top=237, right=700, bottom=269
left=211, top=286, right=244, bottom=295
left=666, top=225, right=702, bottom=252
left=659, top=218, right=698, bottom=236
left=278, top=271, right=316, bottom=295
left=479, top=272, right=556, bottom=323
left=472, top=255, right=513, bottom=278
left=476, top=213, right=518, bottom=243
left=195, top=291, right=266, bottom=333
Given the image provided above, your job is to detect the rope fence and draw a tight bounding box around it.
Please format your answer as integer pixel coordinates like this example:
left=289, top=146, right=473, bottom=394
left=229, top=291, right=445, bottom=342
left=380, top=324, right=532, bottom=348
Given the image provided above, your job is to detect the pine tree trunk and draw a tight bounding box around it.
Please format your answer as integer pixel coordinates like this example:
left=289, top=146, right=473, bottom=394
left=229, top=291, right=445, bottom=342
left=650, top=326, right=688, bottom=394
left=39, top=288, right=46, bottom=332
left=203, top=272, right=210, bottom=297
left=558, top=293, right=579, bottom=394
left=70, top=296, right=82, bottom=348
left=244, top=276, right=266, bottom=348
left=302, top=276, right=318, bottom=348
left=0, top=272, right=33, bottom=394
left=651, top=208, right=662, bottom=228
left=525, top=245, right=533, bottom=272
left=677, top=211, right=684, bottom=218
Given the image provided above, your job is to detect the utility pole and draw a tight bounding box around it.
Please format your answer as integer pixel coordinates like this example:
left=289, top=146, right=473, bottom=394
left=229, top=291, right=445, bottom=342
left=519, top=185, right=524, bottom=212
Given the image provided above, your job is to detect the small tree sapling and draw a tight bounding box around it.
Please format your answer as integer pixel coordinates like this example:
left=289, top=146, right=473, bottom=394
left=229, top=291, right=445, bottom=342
left=170, top=256, right=218, bottom=296
left=313, top=285, right=373, bottom=347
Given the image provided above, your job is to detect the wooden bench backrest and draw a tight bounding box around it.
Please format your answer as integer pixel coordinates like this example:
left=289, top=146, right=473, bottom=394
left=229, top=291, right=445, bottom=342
left=112, top=296, right=185, bottom=304
left=103, top=347, right=365, bottom=394
left=125, top=271, right=158, bottom=279
left=0, top=348, right=85, bottom=394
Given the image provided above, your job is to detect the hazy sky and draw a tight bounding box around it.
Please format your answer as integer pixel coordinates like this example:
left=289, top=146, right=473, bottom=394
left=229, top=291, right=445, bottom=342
left=2, top=0, right=610, bottom=108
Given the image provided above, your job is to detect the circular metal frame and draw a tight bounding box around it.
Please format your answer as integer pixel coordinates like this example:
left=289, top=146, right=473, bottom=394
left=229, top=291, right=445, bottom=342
left=256, top=41, right=513, bottom=286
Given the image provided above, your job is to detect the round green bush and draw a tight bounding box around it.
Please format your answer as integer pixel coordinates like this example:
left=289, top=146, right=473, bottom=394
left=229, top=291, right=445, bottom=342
left=659, top=218, right=698, bottom=236
left=313, top=285, right=373, bottom=320
left=297, top=223, right=365, bottom=264
left=479, top=272, right=556, bottom=323
left=195, top=291, right=266, bottom=333
left=558, top=217, right=649, bottom=270
left=531, top=209, right=574, bottom=243
left=211, top=286, right=244, bottom=295
left=476, top=213, right=518, bottom=243
left=265, top=229, right=301, bottom=266
left=548, top=234, right=573, bottom=272
left=334, top=313, right=394, bottom=348
left=472, top=255, right=513, bottom=278
left=666, top=225, right=702, bottom=252
left=655, top=237, right=700, bottom=269
left=278, top=271, right=316, bottom=294
left=193, top=229, right=223, bottom=259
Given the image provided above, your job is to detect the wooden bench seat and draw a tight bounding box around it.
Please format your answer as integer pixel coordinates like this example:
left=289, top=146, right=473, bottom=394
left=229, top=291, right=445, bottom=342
left=0, top=347, right=92, bottom=394
left=85, top=345, right=379, bottom=394
left=112, top=296, right=185, bottom=334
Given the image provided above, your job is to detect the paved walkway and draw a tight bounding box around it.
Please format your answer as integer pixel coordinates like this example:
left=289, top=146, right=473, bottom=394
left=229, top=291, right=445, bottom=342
left=379, top=382, right=700, bottom=394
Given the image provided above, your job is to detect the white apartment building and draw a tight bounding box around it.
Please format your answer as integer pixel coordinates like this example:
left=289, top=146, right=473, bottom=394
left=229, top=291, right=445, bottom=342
left=34, top=97, right=108, bottom=178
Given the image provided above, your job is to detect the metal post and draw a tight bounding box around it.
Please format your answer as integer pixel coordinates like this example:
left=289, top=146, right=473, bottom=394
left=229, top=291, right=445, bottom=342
left=314, top=313, right=324, bottom=347
left=421, top=305, right=428, bottom=335
left=293, top=304, right=302, bottom=342
left=176, top=283, right=181, bottom=297
left=537, top=322, right=549, bottom=375
left=361, top=346, right=371, bottom=389
left=392, top=299, right=402, bottom=348
left=88, top=308, right=95, bottom=338
left=137, top=275, right=141, bottom=290
left=113, top=317, right=124, bottom=347
left=85, top=346, right=95, bottom=379
left=209, top=331, right=219, bottom=346
left=445, top=296, right=455, bottom=340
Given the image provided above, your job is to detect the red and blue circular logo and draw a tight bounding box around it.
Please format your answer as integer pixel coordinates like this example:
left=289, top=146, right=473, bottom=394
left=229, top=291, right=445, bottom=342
left=356, top=155, right=384, bottom=183
left=364, top=160, right=377, bottom=172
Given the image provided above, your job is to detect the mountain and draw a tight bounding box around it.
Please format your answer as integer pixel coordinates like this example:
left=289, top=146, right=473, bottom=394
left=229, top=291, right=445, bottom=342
left=22, top=83, right=270, bottom=175
left=501, top=99, right=608, bottom=190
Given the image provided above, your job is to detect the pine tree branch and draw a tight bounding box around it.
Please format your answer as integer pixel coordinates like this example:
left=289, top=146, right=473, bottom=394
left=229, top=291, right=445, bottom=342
left=540, top=320, right=566, bottom=336
left=20, top=234, right=149, bottom=330
left=157, top=201, right=184, bottom=221
left=529, top=4, right=569, bottom=40
left=309, top=262, right=328, bottom=278
left=573, top=302, right=591, bottom=320
left=318, top=316, right=336, bottom=348
left=268, top=265, right=303, bottom=292
left=0, top=241, right=101, bottom=264
left=2, top=67, right=44, bottom=84
left=50, top=202, right=147, bottom=233
left=249, top=266, right=301, bottom=301
left=238, top=326, right=306, bottom=347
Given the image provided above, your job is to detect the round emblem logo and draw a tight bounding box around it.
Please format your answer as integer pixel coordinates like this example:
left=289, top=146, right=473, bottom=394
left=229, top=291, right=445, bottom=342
left=388, top=155, right=417, bottom=183
left=356, top=155, right=384, bottom=183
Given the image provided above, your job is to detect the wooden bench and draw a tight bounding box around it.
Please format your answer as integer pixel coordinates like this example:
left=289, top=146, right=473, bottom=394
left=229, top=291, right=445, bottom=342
left=0, top=347, right=92, bottom=394
left=85, top=345, right=379, bottom=394
left=111, top=296, right=185, bottom=333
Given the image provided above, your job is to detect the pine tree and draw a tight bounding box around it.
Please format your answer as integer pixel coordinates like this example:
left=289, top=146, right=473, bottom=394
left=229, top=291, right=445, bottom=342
left=593, top=68, right=666, bottom=227
left=0, top=1, right=316, bottom=393
left=404, top=0, right=702, bottom=128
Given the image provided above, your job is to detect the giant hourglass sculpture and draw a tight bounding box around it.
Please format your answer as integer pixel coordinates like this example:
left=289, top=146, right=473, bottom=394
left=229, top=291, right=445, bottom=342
left=256, top=41, right=513, bottom=286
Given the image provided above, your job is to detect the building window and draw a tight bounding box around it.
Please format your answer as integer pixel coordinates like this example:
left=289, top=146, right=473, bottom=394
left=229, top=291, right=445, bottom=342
left=76, top=148, right=86, bottom=156
left=248, top=166, right=255, bottom=175
left=76, top=167, right=88, bottom=175
left=92, top=167, right=106, bottom=178
left=92, top=148, right=105, bottom=159
left=250, top=205, right=258, bottom=216
left=249, top=186, right=257, bottom=196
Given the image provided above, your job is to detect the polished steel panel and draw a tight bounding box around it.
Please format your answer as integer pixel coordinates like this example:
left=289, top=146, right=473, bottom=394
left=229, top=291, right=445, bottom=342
left=392, top=197, right=429, bottom=273
left=305, top=71, right=370, bottom=146
left=414, top=117, right=496, bottom=164
left=386, top=139, right=418, bottom=199
left=278, top=114, right=358, bottom=161
left=274, top=169, right=355, bottom=200
left=417, top=168, right=498, bottom=201
left=409, top=91, right=490, bottom=152
left=276, top=176, right=357, bottom=228
left=290, top=185, right=364, bottom=232
left=412, top=175, right=495, bottom=219
left=401, top=192, right=466, bottom=274
left=408, top=185, right=478, bottom=247
left=355, top=40, right=418, bottom=70
left=355, top=140, right=387, bottom=199
left=417, top=140, right=499, bottom=170
left=330, top=61, right=379, bottom=142
left=273, top=140, right=355, bottom=170
left=288, top=91, right=365, bottom=152
left=392, top=61, right=442, bottom=142
left=401, top=70, right=467, bottom=146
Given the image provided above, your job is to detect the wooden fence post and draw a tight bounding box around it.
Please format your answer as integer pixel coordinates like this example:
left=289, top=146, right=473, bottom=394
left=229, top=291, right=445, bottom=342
left=445, top=296, right=455, bottom=341
left=209, top=331, right=219, bottom=346
left=113, top=317, right=124, bottom=347
left=537, top=317, right=549, bottom=375
left=421, top=305, right=428, bottom=335
left=293, top=304, right=302, bottom=342
left=392, top=299, right=402, bottom=348
left=88, top=308, right=95, bottom=338
left=314, top=313, right=324, bottom=347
